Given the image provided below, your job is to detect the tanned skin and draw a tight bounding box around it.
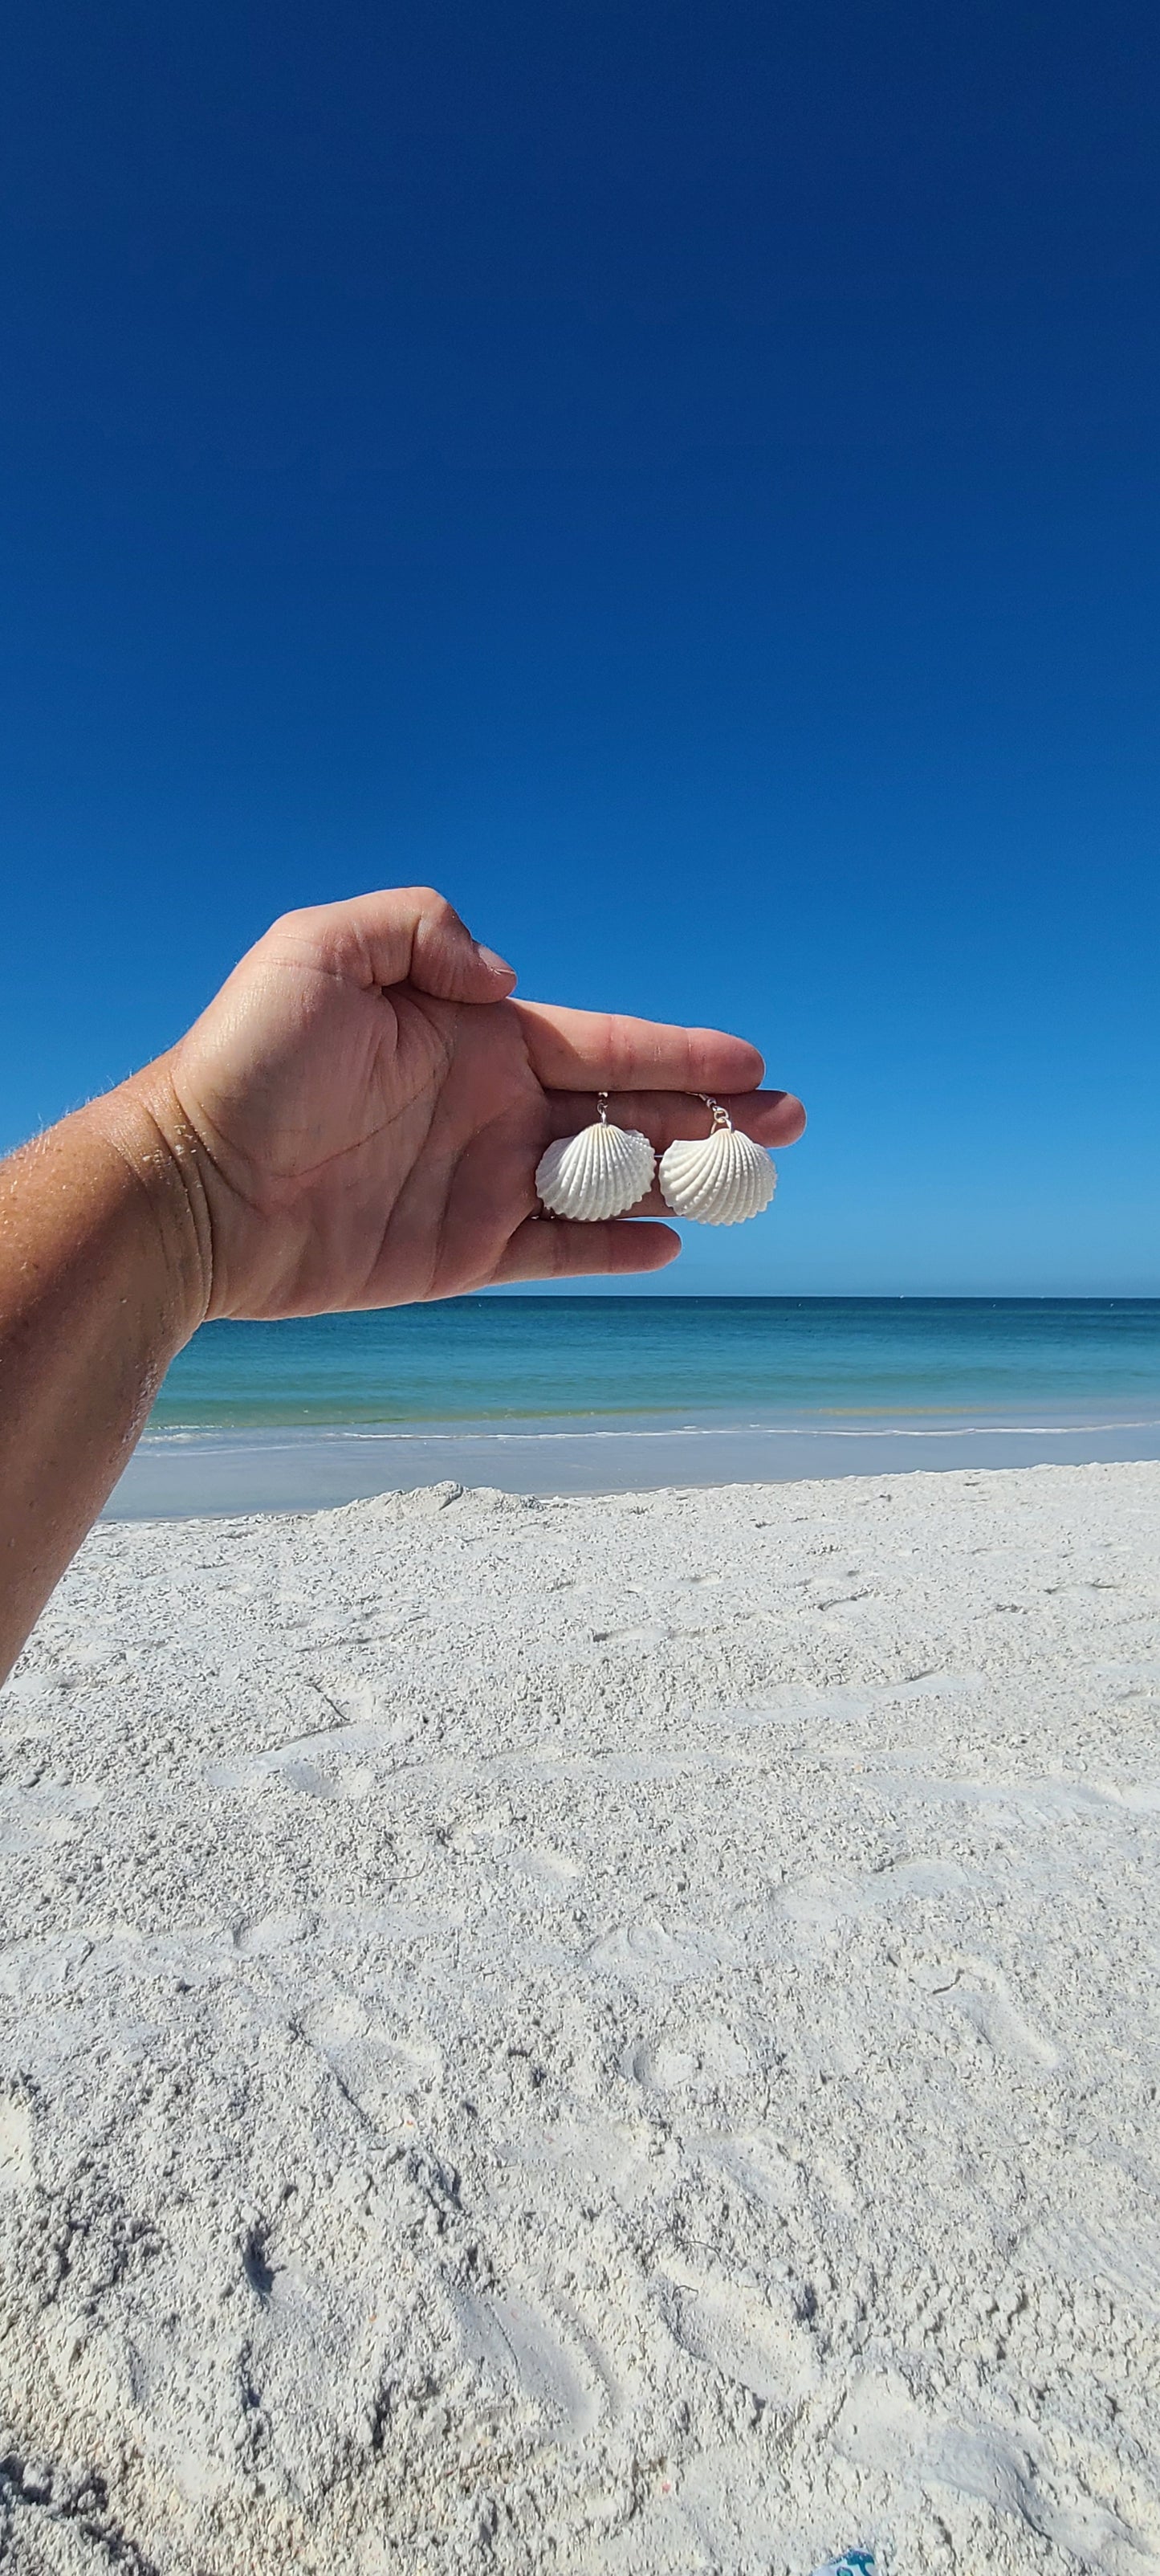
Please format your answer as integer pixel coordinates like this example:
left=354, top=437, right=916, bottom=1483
left=0, top=886, right=804, bottom=1680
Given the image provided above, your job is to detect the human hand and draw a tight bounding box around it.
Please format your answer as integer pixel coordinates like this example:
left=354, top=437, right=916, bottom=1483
left=132, top=887, right=804, bottom=1321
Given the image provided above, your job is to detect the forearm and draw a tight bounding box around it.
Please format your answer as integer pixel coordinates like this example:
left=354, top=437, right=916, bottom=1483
left=0, top=1071, right=210, bottom=1681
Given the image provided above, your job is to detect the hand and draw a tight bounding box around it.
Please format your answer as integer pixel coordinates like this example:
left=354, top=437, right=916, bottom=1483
left=0, top=882, right=805, bottom=1674
left=136, top=887, right=805, bottom=1319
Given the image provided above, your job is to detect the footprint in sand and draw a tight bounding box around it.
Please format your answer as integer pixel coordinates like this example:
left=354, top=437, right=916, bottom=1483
left=589, top=1917, right=740, bottom=1987
left=509, top=1844, right=582, bottom=1889
left=905, top=1950, right=1060, bottom=2069
left=452, top=2286, right=608, bottom=2442
left=658, top=2271, right=819, bottom=2406
left=779, top=1856, right=971, bottom=1934
left=834, top=2375, right=1158, bottom=2568
left=231, top=1910, right=315, bottom=1958
left=629, top=2014, right=754, bottom=2101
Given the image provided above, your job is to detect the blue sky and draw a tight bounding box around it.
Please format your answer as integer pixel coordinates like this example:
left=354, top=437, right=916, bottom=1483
left=2, top=1, right=1158, bottom=1294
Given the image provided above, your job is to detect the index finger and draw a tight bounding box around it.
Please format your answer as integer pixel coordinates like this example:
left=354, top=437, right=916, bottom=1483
left=543, top=1088, right=805, bottom=1151
left=511, top=999, right=765, bottom=1094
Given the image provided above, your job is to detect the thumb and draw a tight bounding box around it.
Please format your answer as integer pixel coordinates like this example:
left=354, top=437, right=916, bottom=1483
left=408, top=891, right=518, bottom=1002
left=266, top=887, right=517, bottom=1004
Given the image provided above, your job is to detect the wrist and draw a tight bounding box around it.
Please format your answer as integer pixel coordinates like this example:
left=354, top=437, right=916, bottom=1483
left=90, top=1062, right=215, bottom=1347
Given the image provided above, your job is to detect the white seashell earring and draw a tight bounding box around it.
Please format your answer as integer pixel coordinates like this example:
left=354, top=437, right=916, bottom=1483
left=535, top=1093, right=657, bottom=1221
left=658, top=1095, right=776, bottom=1225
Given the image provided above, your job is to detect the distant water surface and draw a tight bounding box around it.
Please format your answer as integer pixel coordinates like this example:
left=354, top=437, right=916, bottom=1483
left=153, top=1296, right=1160, bottom=1429
left=105, top=1298, right=1160, bottom=1516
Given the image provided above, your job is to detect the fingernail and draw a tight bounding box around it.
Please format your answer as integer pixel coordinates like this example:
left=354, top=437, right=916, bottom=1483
left=477, top=944, right=515, bottom=977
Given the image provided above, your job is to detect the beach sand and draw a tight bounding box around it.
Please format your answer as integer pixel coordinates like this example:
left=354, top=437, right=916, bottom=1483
left=2, top=1462, right=1158, bottom=2573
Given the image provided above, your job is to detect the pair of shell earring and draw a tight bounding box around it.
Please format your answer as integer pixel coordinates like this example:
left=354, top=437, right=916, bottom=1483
left=535, top=1093, right=775, bottom=1227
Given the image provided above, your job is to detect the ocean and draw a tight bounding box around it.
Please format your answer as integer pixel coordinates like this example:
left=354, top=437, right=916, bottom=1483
left=108, top=1297, right=1160, bottom=1518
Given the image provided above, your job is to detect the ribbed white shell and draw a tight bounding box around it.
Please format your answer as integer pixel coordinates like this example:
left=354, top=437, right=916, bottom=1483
left=535, top=1120, right=656, bottom=1221
left=658, top=1126, right=775, bottom=1225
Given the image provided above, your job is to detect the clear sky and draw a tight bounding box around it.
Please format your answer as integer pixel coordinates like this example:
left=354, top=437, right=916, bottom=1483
left=2, top=2, right=1158, bottom=1294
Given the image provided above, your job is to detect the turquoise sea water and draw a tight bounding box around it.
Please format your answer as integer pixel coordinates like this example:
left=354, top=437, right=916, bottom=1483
left=109, top=1298, right=1160, bottom=1514
left=154, top=1296, right=1160, bottom=1429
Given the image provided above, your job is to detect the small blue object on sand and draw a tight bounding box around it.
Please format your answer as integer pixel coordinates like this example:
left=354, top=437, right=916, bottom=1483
left=811, top=2555, right=875, bottom=2575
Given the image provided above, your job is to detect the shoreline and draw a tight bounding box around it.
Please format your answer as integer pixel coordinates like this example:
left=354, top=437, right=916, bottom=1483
left=108, top=1400, right=1160, bottom=1517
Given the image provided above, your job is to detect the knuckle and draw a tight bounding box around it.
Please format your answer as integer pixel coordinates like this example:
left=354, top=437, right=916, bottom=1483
left=264, top=903, right=368, bottom=983
left=267, top=903, right=315, bottom=940
left=262, top=903, right=343, bottom=968
left=601, top=1015, right=637, bottom=1088
left=407, top=885, right=461, bottom=926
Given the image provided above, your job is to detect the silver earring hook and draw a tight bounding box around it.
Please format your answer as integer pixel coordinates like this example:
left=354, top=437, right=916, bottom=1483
left=698, top=1093, right=733, bottom=1131
left=596, top=1090, right=609, bottom=1123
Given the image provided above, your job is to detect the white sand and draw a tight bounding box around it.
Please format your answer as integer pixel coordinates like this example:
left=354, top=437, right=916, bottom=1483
left=2, top=1463, right=1158, bottom=2574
